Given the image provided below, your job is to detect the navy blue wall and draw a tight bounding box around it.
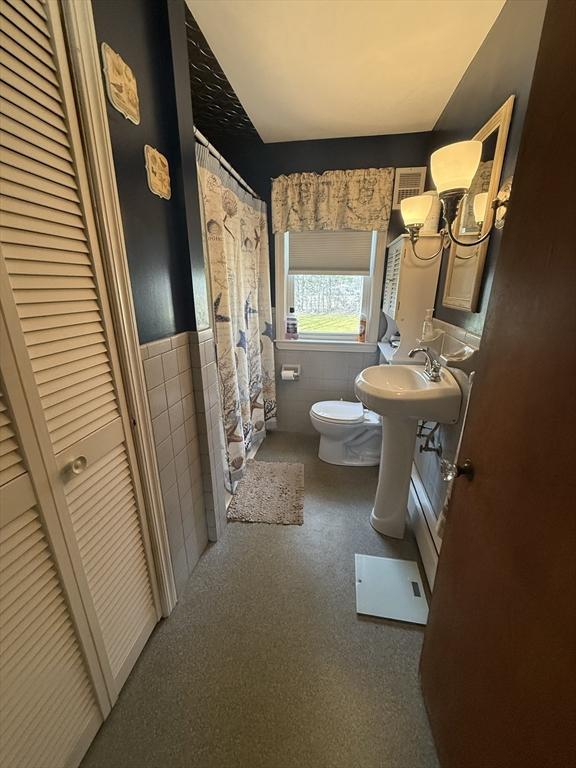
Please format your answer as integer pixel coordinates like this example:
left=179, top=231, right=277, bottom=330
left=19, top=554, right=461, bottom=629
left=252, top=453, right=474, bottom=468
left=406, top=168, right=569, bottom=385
left=430, top=0, right=547, bottom=334
left=92, top=0, right=198, bottom=343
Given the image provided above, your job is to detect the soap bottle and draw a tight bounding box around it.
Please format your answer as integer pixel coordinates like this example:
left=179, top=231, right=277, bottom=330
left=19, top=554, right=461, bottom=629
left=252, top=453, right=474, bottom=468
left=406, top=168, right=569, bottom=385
left=421, top=308, right=434, bottom=341
left=357, top=313, right=367, bottom=343
left=285, top=307, right=299, bottom=340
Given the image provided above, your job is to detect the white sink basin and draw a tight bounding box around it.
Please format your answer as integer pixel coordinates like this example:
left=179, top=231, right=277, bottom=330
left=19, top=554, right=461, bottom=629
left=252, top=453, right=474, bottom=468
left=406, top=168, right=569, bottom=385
left=353, top=364, right=462, bottom=539
left=355, top=364, right=461, bottom=424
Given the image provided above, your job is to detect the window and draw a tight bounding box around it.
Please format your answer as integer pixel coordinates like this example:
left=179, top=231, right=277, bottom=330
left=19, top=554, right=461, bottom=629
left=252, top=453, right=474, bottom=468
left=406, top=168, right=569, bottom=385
left=289, top=274, right=368, bottom=336
left=276, top=229, right=385, bottom=344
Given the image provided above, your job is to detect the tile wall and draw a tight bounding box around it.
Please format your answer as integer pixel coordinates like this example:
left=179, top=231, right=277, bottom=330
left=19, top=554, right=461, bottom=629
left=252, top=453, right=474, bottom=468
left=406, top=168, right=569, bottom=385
left=274, top=347, right=380, bottom=433
left=413, top=367, right=472, bottom=517
left=189, top=329, right=228, bottom=541
left=413, top=319, right=480, bottom=518
left=141, top=331, right=208, bottom=595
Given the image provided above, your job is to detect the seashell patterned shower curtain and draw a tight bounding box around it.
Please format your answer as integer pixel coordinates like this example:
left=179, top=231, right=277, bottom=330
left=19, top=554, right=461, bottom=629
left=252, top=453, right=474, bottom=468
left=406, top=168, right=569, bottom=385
left=196, top=144, right=276, bottom=489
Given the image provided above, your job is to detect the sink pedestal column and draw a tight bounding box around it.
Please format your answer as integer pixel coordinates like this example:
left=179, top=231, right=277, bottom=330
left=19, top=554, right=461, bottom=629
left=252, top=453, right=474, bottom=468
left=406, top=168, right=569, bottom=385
left=371, top=417, right=417, bottom=539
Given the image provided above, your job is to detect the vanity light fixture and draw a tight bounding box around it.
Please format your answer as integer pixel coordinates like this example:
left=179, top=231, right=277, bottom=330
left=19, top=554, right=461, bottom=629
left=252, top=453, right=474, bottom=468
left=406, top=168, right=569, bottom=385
left=400, top=194, right=449, bottom=261
left=400, top=139, right=512, bottom=260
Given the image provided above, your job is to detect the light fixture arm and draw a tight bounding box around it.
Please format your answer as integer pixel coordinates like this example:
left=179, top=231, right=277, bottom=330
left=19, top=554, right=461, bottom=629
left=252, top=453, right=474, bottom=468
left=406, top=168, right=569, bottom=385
left=406, top=225, right=449, bottom=261
left=441, top=194, right=507, bottom=250
left=448, top=217, right=492, bottom=248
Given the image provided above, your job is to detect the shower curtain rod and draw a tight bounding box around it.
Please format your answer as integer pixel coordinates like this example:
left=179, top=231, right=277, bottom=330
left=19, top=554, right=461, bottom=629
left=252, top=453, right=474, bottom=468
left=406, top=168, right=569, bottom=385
left=193, top=126, right=259, bottom=200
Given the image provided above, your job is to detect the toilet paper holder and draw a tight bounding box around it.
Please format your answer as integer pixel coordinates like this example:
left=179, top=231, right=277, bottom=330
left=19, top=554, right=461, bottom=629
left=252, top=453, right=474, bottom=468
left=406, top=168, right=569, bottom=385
left=281, top=364, right=300, bottom=381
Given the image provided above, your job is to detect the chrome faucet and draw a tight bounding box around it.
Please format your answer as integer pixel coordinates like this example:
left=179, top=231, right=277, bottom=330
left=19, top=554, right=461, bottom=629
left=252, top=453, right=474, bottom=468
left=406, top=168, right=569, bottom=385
left=408, top=347, right=442, bottom=382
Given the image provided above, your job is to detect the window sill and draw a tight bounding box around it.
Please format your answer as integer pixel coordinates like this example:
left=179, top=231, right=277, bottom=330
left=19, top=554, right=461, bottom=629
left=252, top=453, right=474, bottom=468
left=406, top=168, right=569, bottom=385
left=275, top=339, right=378, bottom=353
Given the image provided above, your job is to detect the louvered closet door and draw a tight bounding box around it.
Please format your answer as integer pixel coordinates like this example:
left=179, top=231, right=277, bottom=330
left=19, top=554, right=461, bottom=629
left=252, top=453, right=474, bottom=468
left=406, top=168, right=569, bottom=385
left=0, top=363, right=105, bottom=768
left=0, top=0, right=160, bottom=697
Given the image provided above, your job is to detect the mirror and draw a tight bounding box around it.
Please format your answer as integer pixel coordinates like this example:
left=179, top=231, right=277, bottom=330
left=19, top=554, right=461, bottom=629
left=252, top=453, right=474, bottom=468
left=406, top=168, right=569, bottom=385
left=442, top=96, right=515, bottom=312
left=458, top=132, right=497, bottom=236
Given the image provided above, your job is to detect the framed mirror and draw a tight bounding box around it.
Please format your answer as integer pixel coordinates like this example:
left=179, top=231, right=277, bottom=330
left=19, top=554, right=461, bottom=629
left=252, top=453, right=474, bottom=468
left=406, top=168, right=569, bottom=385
left=442, top=96, right=515, bottom=312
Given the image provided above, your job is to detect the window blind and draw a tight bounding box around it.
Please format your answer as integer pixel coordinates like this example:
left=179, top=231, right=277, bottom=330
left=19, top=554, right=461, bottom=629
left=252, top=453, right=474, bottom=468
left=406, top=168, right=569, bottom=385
left=287, top=230, right=375, bottom=275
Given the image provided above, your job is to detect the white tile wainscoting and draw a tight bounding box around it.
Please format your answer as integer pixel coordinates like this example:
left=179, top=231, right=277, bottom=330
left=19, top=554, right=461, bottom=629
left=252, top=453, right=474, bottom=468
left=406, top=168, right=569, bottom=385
left=410, top=319, right=479, bottom=586
left=410, top=366, right=472, bottom=588
left=189, top=329, right=228, bottom=542
left=413, top=320, right=479, bottom=518
left=141, top=329, right=227, bottom=595
left=275, top=347, right=380, bottom=433
left=141, top=332, right=207, bottom=595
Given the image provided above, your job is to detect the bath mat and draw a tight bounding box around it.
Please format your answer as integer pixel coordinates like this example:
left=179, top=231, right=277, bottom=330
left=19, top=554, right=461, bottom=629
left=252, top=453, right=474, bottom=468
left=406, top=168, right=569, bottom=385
left=227, top=460, right=304, bottom=525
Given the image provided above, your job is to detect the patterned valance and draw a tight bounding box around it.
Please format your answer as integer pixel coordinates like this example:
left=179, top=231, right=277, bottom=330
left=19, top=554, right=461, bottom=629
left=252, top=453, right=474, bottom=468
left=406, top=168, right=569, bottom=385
left=271, top=167, right=395, bottom=233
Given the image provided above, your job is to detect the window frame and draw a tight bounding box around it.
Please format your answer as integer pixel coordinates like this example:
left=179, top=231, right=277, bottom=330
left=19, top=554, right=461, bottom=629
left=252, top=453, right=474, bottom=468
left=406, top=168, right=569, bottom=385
left=275, top=229, right=386, bottom=349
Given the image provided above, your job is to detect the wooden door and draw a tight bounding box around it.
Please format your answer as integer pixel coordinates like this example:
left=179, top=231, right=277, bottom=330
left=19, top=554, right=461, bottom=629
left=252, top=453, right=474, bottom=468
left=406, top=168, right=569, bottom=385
left=0, top=0, right=160, bottom=703
left=420, top=3, right=576, bottom=767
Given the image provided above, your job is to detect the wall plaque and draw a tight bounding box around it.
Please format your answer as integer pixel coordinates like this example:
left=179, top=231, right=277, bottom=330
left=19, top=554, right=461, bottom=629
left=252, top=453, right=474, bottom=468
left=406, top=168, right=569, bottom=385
left=144, top=145, right=171, bottom=200
left=101, top=43, right=140, bottom=125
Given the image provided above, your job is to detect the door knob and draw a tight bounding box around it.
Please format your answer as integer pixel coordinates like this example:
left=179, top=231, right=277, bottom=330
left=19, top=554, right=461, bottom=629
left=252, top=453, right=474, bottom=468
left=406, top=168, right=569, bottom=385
left=64, top=456, right=87, bottom=476
left=441, top=458, right=474, bottom=482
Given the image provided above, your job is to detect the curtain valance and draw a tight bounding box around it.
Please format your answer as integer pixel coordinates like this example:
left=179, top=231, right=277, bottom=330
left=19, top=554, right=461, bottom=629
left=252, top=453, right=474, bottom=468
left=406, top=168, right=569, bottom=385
left=271, top=167, right=395, bottom=233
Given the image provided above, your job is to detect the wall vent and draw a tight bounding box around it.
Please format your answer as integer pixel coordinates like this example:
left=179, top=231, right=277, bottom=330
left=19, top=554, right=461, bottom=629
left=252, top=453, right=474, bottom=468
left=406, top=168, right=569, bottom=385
left=392, top=167, right=427, bottom=210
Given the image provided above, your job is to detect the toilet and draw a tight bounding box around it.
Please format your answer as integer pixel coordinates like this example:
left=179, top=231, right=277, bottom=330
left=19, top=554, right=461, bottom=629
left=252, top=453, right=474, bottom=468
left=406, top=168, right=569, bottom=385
left=310, top=400, right=381, bottom=466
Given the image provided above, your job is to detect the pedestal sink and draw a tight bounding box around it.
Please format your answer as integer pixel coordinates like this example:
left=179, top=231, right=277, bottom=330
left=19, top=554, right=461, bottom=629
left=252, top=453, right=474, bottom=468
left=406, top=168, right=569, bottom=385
left=354, top=365, right=461, bottom=538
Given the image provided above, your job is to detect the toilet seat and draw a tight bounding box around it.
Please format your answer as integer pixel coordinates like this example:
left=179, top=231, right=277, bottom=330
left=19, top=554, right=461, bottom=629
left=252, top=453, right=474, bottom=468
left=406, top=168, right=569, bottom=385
left=310, top=400, right=365, bottom=425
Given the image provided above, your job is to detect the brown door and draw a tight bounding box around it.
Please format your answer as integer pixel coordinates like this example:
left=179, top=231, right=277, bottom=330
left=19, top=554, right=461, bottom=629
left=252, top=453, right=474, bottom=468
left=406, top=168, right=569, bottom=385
left=420, top=3, right=576, bottom=767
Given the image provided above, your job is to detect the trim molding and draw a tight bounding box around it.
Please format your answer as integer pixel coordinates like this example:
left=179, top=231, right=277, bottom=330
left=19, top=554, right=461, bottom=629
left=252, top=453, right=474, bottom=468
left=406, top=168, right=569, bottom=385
left=275, top=339, right=377, bottom=353
left=61, top=0, right=177, bottom=615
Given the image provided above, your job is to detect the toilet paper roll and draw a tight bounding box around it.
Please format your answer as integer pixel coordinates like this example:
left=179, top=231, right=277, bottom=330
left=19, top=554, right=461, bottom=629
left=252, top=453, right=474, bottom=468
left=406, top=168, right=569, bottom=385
left=281, top=369, right=296, bottom=381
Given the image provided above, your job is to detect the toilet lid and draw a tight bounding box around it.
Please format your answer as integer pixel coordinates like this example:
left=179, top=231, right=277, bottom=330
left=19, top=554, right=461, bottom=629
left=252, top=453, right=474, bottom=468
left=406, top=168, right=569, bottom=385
left=311, top=400, right=365, bottom=424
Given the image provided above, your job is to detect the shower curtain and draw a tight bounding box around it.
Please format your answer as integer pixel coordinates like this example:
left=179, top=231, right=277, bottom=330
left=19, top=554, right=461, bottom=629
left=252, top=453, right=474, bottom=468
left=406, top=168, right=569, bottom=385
left=196, top=144, right=276, bottom=488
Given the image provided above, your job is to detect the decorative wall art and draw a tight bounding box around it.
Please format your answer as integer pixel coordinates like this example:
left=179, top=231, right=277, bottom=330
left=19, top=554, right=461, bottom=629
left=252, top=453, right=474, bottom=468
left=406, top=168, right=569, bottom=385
left=101, top=43, right=140, bottom=124
left=144, top=145, right=171, bottom=200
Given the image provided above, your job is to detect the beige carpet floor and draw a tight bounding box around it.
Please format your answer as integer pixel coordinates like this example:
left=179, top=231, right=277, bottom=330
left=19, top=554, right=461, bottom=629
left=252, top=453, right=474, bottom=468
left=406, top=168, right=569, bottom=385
left=81, top=433, right=438, bottom=768
left=227, top=459, right=304, bottom=525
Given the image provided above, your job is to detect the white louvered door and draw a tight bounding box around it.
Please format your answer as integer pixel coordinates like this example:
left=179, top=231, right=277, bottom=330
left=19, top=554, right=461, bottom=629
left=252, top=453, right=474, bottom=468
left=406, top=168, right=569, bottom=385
left=0, top=316, right=109, bottom=768
left=0, top=0, right=160, bottom=715
left=0, top=400, right=101, bottom=768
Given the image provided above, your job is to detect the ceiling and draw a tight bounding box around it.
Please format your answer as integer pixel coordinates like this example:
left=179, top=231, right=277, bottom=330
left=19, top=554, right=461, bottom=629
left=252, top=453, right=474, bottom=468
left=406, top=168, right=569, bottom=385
left=186, top=0, right=505, bottom=144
